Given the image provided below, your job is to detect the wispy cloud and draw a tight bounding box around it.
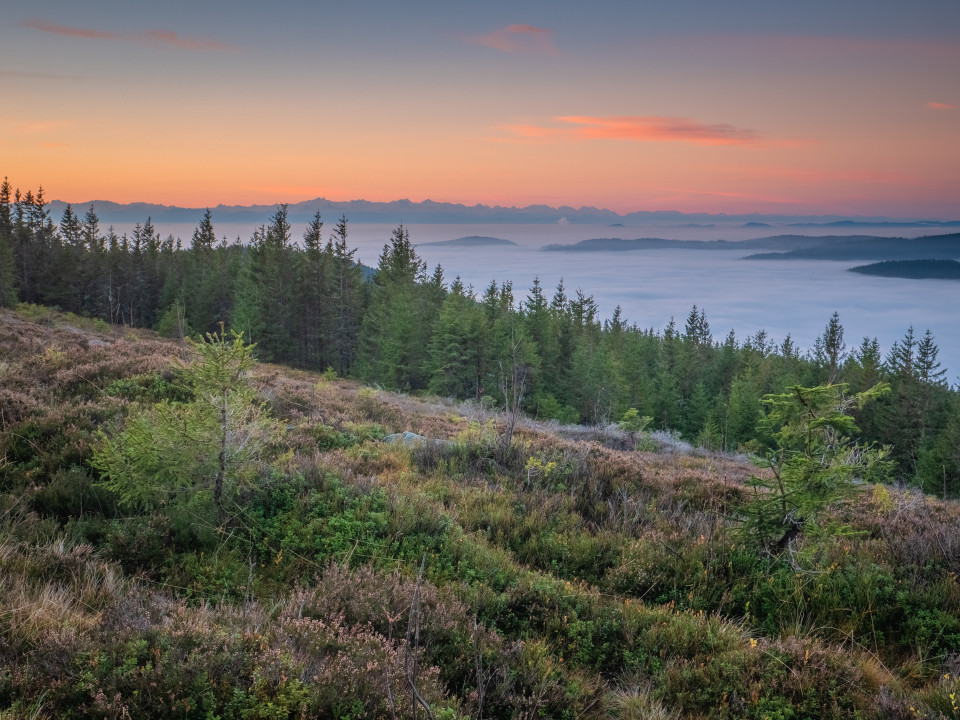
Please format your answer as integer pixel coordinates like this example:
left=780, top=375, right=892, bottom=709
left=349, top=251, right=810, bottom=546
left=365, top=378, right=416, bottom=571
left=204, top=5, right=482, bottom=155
left=0, top=69, right=85, bottom=80
left=927, top=101, right=956, bottom=110
left=22, top=120, right=68, bottom=133
left=739, top=166, right=917, bottom=185
left=466, top=24, right=557, bottom=55
left=21, top=18, right=233, bottom=51
left=497, top=115, right=761, bottom=146
left=0, top=117, right=70, bottom=134
left=668, top=34, right=960, bottom=64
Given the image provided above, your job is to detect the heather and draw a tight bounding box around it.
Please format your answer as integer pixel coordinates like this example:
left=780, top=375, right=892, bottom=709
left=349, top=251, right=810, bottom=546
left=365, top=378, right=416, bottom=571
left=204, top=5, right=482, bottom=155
left=2, top=308, right=960, bottom=718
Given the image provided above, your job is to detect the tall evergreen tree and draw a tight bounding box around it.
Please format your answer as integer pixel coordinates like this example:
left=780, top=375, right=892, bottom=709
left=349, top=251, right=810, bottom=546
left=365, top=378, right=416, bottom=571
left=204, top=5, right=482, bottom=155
left=79, top=205, right=105, bottom=315
left=886, top=325, right=917, bottom=379
left=298, top=211, right=330, bottom=367
left=357, top=224, right=437, bottom=389
left=328, top=216, right=365, bottom=374
left=521, top=277, right=570, bottom=416
left=0, top=178, right=16, bottom=307
left=916, top=329, right=947, bottom=386
left=847, top=337, right=883, bottom=392
left=427, top=279, right=487, bottom=398
left=814, top=311, right=847, bottom=383
left=182, top=209, right=222, bottom=334
left=57, top=204, right=85, bottom=310
left=232, top=207, right=300, bottom=362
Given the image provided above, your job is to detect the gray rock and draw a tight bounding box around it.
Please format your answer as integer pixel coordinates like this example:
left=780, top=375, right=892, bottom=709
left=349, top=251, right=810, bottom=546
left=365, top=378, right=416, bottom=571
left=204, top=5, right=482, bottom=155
left=382, top=431, right=430, bottom=447
left=382, top=431, right=454, bottom=449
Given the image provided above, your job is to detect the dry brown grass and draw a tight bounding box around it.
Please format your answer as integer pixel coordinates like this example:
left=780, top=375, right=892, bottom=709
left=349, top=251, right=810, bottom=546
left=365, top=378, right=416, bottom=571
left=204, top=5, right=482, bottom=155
left=5, top=305, right=960, bottom=719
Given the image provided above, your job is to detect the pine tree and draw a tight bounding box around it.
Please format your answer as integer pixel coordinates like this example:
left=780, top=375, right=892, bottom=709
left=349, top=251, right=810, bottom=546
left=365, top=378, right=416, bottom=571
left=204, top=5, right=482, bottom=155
left=522, top=277, right=563, bottom=414
left=677, top=305, right=713, bottom=405
left=886, top=325, right=917, bottom=379
left=183, top=209, right=222, bottom=334
left=769, top=334, right=804, bottom=392
left=231, top=225, right=268, bottom=345
left=916, top=329, right=947, bottom=386
left=192, top=208, right=216, bottom=252
left=814, top=312, right=847, bottom=383
left=683, top=304, right=712, bottom=348
left=914, top=392, right=960, bottom=498
left=847, top=337, right=883, bottom=392
left=261, top=205, right=299, bottom=361
left=58, top=204, right=85, bottom=311
left=80, top=205, right=104, bottom=315
left=568, top=289, right=598, bottom=333
left=357, top=224, right=435, bottom=388
left=29, top=188, right=60, bottom=306
left=571, top=333, right=621, bottom=425
left=880, top=326, right=928, bottom=478
left=299, top=211, right=329, bottom=367
left=83, top=205, right=102, bottom=252
left=725, top=373, right=761, bottom=451
left=328, top=215, right=365, bottom=374
left=59, top=203, right=83, bottom=249
left=427, top=280, right=487, bottom=398
left=0, top=178, right=11, bottom=239
left=93, top=329, right=280, bottom=528
left=0, top=178, right=16, bottom=306
left=742, top=383, right=890, bottom=553
left=230, top=207, right=300, bottom=362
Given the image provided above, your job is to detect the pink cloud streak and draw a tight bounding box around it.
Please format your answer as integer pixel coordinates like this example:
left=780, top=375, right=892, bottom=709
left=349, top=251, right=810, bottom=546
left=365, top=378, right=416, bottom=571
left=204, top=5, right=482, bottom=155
left=500, top=115, right=760, bottom=145
left=927, top=101, right=956, bottom=110
left=669, top=33, right=960, bottom=64
left=466, top=24, right=557, bottom=55
left=21, top=18, right=232, bottom=51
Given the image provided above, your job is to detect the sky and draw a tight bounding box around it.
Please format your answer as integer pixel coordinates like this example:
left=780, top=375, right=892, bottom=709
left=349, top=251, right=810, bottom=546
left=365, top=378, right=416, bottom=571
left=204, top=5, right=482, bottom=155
left=2, top=0, right=959, bottom=217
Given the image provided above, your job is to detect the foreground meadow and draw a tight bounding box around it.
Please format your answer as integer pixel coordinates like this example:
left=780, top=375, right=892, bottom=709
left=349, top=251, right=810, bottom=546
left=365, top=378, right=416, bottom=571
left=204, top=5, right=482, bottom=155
left=1, top=306, right=958, bottom=719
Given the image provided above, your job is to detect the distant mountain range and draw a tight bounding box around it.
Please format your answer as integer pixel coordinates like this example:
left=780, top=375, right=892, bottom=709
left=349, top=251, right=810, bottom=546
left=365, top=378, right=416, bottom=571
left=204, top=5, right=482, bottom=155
left=45, top=197, right=960, bottom=227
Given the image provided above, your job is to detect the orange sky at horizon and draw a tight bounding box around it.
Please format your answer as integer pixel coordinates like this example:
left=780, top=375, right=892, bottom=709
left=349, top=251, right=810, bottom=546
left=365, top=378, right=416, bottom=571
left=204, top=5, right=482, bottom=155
left=2, top=2, right=959, bottom=218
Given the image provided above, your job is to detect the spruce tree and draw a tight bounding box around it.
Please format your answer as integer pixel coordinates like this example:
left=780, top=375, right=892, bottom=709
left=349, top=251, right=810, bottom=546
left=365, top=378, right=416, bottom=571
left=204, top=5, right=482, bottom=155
left=299, top=211, right=329, bottom=367
left=427, top=279, right=487, bottom=398
left=743, top=383, right=890, bottom=553
left=183, top=209, right=221, bottom=334
left=93, top=329, right=280, bottom=528
left=80, top=205, right=104, bottom=315
left=522, top=278, right=563, bottom=414
left=328, top=215, right=365, bottom=374
left=916, top=329, right=947, bottom=386
left=0, top=178, right=16, bottom=306
left=814, top=312, right=847, bottom=383
left=58, top=204, right=85, bottom=311
left=357, top=224, right=436, bottom=389
left=847, top=337, right=883, bottom=392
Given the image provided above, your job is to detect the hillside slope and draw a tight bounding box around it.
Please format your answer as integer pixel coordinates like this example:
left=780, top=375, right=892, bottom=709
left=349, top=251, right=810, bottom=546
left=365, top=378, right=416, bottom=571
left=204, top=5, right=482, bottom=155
left=1, top=306, right=959, bottom=719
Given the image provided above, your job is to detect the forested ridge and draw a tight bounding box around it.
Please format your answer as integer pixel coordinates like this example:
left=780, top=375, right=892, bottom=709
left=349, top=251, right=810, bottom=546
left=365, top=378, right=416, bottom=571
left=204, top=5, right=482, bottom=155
left=3, top=179, right=960, bottom=718
left=849, top=259, right=960, bottom=280
left=1, top=179, right=956, bottom=496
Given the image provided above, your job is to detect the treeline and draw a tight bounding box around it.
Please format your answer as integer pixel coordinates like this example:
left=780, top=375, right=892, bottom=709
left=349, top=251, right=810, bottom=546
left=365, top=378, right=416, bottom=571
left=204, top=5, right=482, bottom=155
left=1, top=179, right=957, bottom=494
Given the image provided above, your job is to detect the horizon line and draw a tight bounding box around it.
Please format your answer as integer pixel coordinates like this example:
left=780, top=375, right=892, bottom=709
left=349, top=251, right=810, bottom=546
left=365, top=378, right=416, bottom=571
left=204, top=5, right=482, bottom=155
left=40, top=195, right=960, bottom=224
